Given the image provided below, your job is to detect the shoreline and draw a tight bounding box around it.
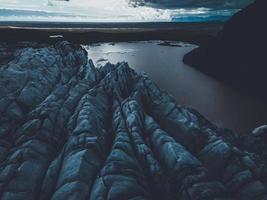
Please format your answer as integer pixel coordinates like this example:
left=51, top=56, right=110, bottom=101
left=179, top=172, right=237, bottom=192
left=0, top=21, right=223, bottom=44
left=0, top=21, right=224, bottom=28
left=84, top=40, right=267, bottom=135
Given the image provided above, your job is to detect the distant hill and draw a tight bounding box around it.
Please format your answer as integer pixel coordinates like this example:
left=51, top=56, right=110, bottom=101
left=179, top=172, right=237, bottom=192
left=183, top=0, right=267, bottom=100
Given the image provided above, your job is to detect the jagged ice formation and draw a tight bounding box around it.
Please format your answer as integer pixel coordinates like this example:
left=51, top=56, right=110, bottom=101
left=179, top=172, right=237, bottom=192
left=0, top=41, right=267, bottom=200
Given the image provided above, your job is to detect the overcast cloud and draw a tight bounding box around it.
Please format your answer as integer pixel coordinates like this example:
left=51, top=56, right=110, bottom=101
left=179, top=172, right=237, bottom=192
left=130, top=0, right=255, bottom=9
left=0, top=0, right=255, bottom=22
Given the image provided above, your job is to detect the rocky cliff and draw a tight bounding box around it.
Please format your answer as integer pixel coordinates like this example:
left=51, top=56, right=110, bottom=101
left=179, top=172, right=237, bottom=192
left=1, top=41, right=267, bottom=200
left=183, top=0, right=267, bottom=100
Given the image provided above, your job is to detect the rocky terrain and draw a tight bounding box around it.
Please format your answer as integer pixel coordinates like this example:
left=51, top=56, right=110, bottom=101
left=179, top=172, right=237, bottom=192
left=1, top=41, right=267, bottom=200
left=183, top=0, right=267, bottom=100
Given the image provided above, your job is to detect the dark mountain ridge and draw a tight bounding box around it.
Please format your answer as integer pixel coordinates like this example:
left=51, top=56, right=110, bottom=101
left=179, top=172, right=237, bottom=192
left=183, top=0, right=267, bottom=100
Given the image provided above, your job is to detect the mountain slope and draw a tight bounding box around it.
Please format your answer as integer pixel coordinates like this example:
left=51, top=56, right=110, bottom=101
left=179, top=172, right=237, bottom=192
left=183, top=0, right=267, bottom=99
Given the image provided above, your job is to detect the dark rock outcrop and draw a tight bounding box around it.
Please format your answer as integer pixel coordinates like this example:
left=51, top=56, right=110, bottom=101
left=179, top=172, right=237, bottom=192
left=1, top=41, right=267, bottom=200
left=183, top=0, right=267, bottom=100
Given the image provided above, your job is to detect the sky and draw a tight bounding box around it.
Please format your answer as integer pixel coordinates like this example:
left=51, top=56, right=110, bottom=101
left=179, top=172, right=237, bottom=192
left=0, top=0, right=254, bottom=22
left=132, top=0, right=254, bottom=9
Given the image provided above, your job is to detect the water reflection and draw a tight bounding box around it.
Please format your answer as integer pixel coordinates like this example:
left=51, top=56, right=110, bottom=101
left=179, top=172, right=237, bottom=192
left=85, top=41, right=267, bottom=134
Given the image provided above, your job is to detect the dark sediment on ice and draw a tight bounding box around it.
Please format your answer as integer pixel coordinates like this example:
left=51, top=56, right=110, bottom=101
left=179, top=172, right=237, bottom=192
left=183, top=0, right=267, bottom=100
left=1, top=41, right=267, bottom=200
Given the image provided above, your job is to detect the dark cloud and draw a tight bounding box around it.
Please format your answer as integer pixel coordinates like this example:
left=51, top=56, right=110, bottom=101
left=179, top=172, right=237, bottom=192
left=130, top=0, right=255, bottom=9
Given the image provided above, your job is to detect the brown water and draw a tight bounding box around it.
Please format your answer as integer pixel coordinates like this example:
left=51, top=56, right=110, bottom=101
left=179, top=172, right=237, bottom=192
left=84, top=41, right=267, bottom=134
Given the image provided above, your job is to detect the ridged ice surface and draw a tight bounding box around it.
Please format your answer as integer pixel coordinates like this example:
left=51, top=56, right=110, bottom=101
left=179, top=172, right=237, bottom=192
left=0, top=41, right=267, bottom=200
